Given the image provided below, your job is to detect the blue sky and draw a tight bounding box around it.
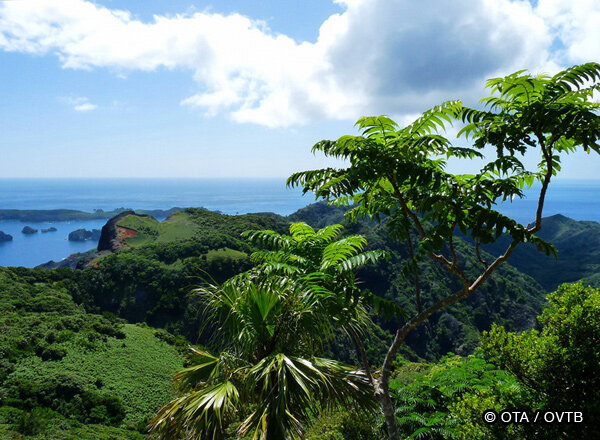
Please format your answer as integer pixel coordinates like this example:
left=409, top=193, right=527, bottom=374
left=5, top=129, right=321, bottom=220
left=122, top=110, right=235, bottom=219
left=0, top=0, right=598, bottom=178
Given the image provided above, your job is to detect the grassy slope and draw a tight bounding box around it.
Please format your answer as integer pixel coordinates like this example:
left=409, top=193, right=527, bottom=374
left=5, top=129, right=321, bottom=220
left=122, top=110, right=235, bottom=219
left=10, top=324, right=183, bottom=426
left=118, top=212, right=198, bottom=247
left=114, top=208, right=291, bottom=257
left=0, top=267, right=184, bottom=438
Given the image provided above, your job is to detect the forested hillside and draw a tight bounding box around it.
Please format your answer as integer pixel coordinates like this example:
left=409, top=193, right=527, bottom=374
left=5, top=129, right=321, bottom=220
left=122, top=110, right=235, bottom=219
left=2, top=63, right=598, bottom=440
left=56, top=204, right=547, bottom=361
left=483, top=214, right=600, bottom=290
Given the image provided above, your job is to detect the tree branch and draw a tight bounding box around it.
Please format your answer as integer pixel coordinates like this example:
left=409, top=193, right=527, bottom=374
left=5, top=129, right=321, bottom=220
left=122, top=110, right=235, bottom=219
left=387, top=174, right=427, bottom=238
left=404, top=223, right=422, bottom=314
left=388, top=173, right=471, bottom=285
left=469, top=240, right=519, bottom=292
left=530, top=136, right=554, bottom=233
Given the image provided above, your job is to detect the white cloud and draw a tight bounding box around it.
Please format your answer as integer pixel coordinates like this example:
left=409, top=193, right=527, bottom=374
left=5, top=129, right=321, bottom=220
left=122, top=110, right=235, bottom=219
left=60, top=96, right=98, bottom=112
left=74, top=102, right=97, bottom=112
left=0, top=0, right=588, bottom=127
left=536, top=0, right=600, bottom=63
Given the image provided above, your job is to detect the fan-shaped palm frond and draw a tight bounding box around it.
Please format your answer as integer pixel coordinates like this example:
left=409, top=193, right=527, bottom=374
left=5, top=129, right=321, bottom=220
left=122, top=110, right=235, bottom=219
left=149, top=348, right=245, bottom=440
left=239, top=354, right=376, bottom=440
left=151, top=273, right=377, bottom=440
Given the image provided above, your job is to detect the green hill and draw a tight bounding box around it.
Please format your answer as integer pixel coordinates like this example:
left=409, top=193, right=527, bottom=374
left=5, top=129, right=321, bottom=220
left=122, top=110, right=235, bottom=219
left=2, top=203, right=590, bottom=438
left=482, top=214, right=600, bottom=290
left=71, top=204, right=548, bottom=361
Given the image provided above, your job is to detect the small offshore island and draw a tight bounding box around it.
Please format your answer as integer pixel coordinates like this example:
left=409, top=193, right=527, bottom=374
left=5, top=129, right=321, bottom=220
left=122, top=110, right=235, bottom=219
left=0, top=231, right=12, bottom=242
left=68, top=228, right=101, bottom=242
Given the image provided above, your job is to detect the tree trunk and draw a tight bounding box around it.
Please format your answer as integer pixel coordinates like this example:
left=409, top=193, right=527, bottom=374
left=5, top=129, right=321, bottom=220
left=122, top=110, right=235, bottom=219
left=375, top=285, right=471, bottom=440
left=375, top=379, right=401, bottom=440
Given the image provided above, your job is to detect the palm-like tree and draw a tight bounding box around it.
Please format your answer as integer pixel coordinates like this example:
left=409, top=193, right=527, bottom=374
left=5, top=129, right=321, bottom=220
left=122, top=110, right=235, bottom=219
left=148, top=275, right=377, bottom=440
left=242, top=222, right=400, bottom=378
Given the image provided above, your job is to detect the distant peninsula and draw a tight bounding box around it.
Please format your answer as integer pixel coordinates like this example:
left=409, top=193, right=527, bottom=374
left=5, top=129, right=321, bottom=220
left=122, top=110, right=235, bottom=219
left=0, top=207, right=182, bottom=222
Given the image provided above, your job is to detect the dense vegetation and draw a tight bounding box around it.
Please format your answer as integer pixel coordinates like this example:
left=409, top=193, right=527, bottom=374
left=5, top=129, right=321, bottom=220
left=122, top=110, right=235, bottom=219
left=47, top=205, right=548, bottom=362
left=483, top=214, right=600, bottom=290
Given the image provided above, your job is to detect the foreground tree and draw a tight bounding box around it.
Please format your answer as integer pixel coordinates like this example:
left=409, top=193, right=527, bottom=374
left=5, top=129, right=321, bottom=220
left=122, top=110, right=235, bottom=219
left=242, top=221, right=395, bottom=377
left=148, top=276, right=377, bottom=440
left=288, top=63, right=600, bottom=439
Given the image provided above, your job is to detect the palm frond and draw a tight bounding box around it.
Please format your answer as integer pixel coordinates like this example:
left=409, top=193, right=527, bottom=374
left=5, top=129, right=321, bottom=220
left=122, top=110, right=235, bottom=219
left=148, top=380, right=240, bottom=440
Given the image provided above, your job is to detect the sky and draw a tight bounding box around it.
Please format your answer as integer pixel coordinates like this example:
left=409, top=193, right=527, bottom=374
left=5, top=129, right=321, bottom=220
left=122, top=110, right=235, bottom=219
left=0, top=0, right=599, bottom=178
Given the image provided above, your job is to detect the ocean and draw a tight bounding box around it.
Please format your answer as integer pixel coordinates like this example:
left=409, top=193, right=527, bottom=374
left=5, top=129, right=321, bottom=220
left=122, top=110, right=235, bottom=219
left=0, top=178, right=599, bottom=268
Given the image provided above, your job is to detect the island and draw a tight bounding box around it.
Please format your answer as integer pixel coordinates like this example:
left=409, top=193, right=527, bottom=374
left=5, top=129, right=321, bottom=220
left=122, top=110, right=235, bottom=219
left=41, top=227, right=58, bottom=233
left=21, top=226, right=38, bottom=234
left=68, top=228, right=102, bottom=242
left=0, top=231, right=13, bottom=242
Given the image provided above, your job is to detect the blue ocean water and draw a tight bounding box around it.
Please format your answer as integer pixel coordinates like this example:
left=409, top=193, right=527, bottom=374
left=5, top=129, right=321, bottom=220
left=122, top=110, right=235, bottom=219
left=0, top=178, right=309, bottom=213
left=0, top=178, right=598, bottom=268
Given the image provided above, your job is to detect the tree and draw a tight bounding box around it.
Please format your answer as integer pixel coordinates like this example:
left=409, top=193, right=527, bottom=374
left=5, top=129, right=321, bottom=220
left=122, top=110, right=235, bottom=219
left=287, top=63, right=600, bottom=439
left=474, top=282, right=600, bottom=439
left=148, top=276, right=377, bottom=440
left=242, top=221, right=393, bottom=379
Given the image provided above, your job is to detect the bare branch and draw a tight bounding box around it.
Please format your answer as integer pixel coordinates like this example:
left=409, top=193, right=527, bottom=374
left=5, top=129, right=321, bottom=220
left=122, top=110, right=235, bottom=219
left=469, top=240, right=519, bottom=292
left=475, top=238, right=488, bottom=268
left=377, top=285, right=470, bottom=400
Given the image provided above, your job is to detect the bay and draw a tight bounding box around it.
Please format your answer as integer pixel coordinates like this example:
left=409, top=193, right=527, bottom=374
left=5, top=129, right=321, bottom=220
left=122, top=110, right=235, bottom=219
left=0, top=178, right=311, bottom=267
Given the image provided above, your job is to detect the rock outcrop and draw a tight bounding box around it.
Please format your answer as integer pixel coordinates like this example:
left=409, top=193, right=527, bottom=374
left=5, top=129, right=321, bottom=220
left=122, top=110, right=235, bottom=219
left=41, top=227, right=57, bottom=233
left=0, top=231, right=13, bottom=242
left=97, top=211, right=151, bottom=253
left=38, top=249, right=99, bottom=270
left=21, top=226, right=38, bottom=234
